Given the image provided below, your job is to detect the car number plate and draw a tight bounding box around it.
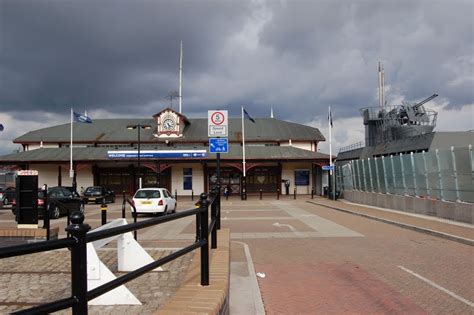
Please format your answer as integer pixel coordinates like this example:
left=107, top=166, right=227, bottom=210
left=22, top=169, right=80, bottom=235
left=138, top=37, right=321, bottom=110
left=141, top=201, right=152, bottom=205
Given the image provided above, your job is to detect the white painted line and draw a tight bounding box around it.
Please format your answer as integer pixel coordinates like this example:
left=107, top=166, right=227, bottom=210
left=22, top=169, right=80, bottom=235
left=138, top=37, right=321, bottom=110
left=398, top=265, right=474, bottom=307
left=233, top=241, right=265, bottom=315
left=272, top=222, right=297, bottom=232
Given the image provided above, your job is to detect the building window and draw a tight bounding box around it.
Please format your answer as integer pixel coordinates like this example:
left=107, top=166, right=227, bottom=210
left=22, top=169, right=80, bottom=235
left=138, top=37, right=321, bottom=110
left=183, top=168, right=192, bottom=190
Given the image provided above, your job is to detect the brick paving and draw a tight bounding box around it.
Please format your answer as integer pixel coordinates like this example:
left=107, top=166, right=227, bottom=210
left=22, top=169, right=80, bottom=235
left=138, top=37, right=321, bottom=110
left=1, top=195, right=473, bottom=314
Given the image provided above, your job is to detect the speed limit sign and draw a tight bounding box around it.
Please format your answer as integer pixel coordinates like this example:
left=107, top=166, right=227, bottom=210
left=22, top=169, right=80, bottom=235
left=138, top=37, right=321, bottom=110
left=208, top=110, right=228, bottom=137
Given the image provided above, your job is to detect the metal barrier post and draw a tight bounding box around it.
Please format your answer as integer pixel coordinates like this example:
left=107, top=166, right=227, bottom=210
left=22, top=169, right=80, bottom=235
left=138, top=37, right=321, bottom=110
left=43, top=189, right=50, bottom=240
left=101, top=203, right=107, bottom=225
left=198, top=193, right=209, bottom=286
left=66, top=212, right=91, bottom=315
left=293, top=188, right=296, bottom=199
left=259, top=189, right=262, bottom=200
left=211, top=197, right=217, bottom=249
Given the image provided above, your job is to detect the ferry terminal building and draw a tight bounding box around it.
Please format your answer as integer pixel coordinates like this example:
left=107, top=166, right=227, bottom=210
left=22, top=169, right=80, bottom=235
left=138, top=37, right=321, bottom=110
left=0, top=108, right=331, bottom=196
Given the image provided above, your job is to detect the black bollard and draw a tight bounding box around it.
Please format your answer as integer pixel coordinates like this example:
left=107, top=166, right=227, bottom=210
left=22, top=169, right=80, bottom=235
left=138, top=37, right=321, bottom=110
left=175, top=189, right=178, bottom=201
left=260, top=189, right=262, bottom=200
left=277, top=188, right=280, bottom=200
left=192, top=189, right=194, bottom=201
left=311, top=188, right=314, bottom=199
left=294, top=187, right=296, bottom=199
left=101, top=203, right=107, bottom=225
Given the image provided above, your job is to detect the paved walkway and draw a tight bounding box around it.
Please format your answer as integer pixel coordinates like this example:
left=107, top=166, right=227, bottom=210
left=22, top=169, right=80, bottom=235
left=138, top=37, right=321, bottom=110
left=309, top=197, right=474, bottom=243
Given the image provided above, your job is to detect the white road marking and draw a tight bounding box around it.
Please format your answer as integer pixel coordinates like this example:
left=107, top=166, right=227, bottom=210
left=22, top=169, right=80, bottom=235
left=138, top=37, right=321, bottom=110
left=398, top=265, right=474, bottom=307
left=272, top=222, right=297, bottom=232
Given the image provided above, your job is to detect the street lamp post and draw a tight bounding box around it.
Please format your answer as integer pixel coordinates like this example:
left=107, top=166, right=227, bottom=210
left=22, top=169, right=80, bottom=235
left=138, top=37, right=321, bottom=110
left=127, top=124, right=151, bottom=190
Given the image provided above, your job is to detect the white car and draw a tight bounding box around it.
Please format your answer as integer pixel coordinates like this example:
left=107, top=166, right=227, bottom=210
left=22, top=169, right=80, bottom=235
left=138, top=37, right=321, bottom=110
left=132, top=188, right=177, bottom=214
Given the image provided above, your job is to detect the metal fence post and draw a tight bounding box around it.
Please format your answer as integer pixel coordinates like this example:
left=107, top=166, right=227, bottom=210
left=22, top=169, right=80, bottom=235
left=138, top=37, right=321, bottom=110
left=451, top=146, right=461, bottom=202
left=410, top=152, right=418, bottom=197
left=66, top=211, right=91, bottom=315
left=390, top=155, right=396, bottom=194
left=374, top=157, right=380, bottom=193
left=422, top=151, right=431, bottom=198
left=361, top=159, right=367, bottom=191
left=435, top=149, right=444, bottom=201
left=381, top=156, right=388, bottom=194
left=400, top=153, right=407, bottom=195
left=367, top=158, right=374, bottom=192
left=198, top=193, right=209, bottom=286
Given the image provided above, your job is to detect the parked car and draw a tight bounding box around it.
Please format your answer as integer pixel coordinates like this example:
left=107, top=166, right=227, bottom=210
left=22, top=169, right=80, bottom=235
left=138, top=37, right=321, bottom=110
left=12, top=187, right=85, bottom=219
left=132, top=188, right=177, bottom=215
left=83, top=186, right=115, bottom=204
left=0, top=186, right=16, bottom=206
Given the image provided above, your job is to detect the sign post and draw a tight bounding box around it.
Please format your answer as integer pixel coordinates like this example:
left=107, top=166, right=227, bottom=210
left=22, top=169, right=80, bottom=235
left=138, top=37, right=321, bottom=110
left=208, top=111, right=229, bottom=197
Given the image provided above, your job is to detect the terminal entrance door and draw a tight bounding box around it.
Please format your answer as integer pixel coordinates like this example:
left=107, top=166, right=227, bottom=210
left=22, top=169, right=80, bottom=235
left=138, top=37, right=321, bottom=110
left=208, top=168, right=241, bottom=195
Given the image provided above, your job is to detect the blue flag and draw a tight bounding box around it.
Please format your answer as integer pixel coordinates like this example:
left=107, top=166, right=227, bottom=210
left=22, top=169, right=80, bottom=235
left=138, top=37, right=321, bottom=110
left=73, top=111, right=93, bottom=123
left=0, top=124, right=3, bottom=131
left=243, top=109, right=255, bottom=123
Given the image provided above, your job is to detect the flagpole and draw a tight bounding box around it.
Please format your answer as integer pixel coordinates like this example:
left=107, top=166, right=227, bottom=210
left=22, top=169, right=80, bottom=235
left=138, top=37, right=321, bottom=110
left=241, top=106, right=247, bottom=200
left=329, top=106, right=334, bottom=200
left=70, top=108, right=74, bottom=178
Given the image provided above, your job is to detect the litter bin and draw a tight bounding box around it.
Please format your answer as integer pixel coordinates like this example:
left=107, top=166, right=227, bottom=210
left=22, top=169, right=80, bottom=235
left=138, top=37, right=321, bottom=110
left=323, top=186, right=328, bottom=196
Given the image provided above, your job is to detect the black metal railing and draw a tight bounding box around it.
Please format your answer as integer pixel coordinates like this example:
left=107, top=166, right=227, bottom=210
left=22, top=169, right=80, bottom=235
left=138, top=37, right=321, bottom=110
left=0, top=191, right=221, bottom=314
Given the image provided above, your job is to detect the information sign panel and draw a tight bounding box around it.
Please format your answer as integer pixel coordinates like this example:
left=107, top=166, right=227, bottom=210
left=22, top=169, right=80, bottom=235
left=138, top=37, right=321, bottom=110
left=322, top=165, right=334, bottom=171
left=209, top=138, right=228, bottom=153
left=107, top=150, right=207, bottom=159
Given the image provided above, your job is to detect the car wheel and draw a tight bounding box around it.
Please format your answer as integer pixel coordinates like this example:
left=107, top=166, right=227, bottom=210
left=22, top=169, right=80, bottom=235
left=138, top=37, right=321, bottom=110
left=51, top=206, right=60, bottom=219
left=3, top=198, right=9, bottom=206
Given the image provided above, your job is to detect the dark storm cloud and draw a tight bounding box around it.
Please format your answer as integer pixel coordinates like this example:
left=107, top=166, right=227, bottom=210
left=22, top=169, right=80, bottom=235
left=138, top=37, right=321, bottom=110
left=0, top=0, right=472, bottom=156
left=0, top=0, right=252, bottom=115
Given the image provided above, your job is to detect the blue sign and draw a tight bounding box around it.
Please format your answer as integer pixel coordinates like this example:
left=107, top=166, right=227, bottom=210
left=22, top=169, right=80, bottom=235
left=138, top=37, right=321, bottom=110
left=322, top=165, right=334, bottom=171
left=209, top=138, right=228, bottom=154
left=107, top=150, right=207, bottom=159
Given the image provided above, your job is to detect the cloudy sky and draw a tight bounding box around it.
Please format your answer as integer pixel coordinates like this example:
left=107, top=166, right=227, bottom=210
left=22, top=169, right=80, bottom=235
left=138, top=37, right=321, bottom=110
left=0, top=0, right=473, bottom=155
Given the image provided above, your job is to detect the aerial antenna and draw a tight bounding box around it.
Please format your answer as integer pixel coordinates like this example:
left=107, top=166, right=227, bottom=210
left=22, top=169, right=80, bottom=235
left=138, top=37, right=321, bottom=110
left=378, top=61, right=385, bottom=107
left=178, top=41, right=183, bottom=113
left=166, top=91, right=179, bottom=109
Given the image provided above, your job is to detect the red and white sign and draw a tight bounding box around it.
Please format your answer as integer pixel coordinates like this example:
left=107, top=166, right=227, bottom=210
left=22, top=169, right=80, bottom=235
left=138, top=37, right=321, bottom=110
left=208, top=110, right=228, bottom=137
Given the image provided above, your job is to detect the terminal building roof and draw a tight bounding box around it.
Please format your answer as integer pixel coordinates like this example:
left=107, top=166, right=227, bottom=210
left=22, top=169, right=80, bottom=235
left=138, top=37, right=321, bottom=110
left=13, top=118, right=325, bottom=144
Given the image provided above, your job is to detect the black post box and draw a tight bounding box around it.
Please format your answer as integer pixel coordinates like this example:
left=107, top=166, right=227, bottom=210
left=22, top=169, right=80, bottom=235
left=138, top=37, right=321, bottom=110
left=15, top=170, right=39, bottom=228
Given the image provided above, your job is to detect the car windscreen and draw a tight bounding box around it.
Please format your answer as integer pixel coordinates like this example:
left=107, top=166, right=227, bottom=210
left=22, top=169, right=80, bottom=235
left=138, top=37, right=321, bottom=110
left=134, top=190, right=161, bottom=199
left=85, top=187, right=102, bottom=193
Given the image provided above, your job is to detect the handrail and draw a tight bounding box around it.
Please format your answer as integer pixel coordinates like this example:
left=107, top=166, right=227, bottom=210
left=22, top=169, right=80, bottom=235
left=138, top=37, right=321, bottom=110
left=0, top=238, right=76, bottom=259
left=0, top=191, right=221, bottom=314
